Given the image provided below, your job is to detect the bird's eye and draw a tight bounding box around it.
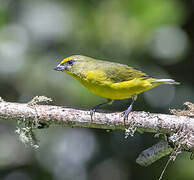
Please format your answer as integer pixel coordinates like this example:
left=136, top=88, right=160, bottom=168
left=67, top=60, right=75, bottom=65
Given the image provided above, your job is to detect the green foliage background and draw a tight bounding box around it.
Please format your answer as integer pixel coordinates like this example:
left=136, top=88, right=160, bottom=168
left=0, top=0, right=194, bottom=179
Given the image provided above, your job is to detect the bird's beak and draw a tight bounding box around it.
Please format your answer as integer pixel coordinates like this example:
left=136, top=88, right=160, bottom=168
left=53, top=64, right=66, bottom=71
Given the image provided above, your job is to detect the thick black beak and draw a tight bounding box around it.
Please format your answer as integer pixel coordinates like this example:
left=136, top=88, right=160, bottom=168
left=53, top=64, right=66, bottom=71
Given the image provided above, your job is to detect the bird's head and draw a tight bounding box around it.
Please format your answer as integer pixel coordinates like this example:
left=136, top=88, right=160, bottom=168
left=54, top=55, right=92, bottom=75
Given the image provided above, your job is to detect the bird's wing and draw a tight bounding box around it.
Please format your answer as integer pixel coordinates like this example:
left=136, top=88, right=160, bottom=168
left=97, top=61, right=150, bottom=83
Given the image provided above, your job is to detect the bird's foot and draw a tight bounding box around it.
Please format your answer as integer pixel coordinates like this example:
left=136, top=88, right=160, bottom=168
left=89, top=99, right=113, bottom=122
left=90, top=108, right=96, bottom=121
left=122, top=103, right=133, bottom=125
left=122, top=102, right=136, bottom=138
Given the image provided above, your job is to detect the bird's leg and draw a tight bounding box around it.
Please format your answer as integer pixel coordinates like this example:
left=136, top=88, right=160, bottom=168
left=90, top=99, right=114, bottom=121
left=123, top=95, right=137, bottom=125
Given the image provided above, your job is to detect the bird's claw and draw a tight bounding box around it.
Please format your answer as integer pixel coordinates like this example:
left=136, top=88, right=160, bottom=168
left=90, top=108, right=96, bottom=121
left=123, top=110, right=129, bottom=126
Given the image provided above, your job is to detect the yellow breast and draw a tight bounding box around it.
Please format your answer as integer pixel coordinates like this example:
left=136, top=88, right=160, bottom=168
left=72, top=71, right=156, bottom=100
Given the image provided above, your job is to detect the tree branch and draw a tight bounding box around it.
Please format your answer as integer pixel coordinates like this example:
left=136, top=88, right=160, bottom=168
left=0, top=99, right=194, bottom=151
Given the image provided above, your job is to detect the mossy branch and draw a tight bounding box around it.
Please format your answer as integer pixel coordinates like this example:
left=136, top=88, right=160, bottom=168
left=0, top=97, right=194, bottom=163
left=0, top=99, right=191, bottom=129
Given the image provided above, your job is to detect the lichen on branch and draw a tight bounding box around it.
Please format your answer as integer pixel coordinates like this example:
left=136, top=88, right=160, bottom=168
left=0, top=97, right=194, bottom=167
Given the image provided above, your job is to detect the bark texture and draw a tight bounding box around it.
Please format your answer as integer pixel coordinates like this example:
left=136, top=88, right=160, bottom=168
left=0, top=100, right=194, bottom=151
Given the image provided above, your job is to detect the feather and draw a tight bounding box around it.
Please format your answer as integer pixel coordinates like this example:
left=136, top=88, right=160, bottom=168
left=152, top=79, right=180, bottom=85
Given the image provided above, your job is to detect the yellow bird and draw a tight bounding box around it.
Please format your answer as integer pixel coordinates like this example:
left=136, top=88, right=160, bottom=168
left=54, top=55, right=179, bottom=121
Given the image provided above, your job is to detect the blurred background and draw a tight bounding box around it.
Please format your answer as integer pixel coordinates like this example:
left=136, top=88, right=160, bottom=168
left=0, top=0, right=194, bottom=179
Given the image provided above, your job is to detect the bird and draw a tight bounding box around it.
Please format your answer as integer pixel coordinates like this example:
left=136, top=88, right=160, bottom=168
left=54, top=55, right=179, bottom=122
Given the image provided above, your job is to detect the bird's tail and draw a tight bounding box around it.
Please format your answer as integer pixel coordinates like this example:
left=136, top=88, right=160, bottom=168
left=152, top=79, right=180, bottom=85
